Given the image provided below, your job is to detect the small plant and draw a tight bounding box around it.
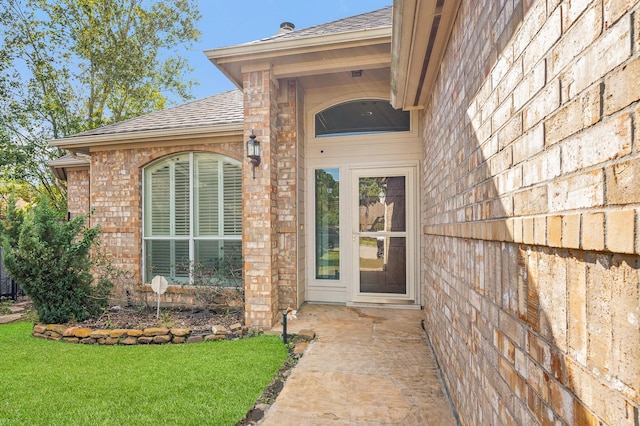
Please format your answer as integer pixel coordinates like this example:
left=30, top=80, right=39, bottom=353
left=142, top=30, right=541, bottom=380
left=159, top=311, right=175, bottom=327
left=174, top=246, right=244, bottom=313
left=0, top=301, right=11, bottom=315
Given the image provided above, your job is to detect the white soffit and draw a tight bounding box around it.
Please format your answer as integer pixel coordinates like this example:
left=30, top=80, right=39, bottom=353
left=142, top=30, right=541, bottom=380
left=206, top=28, right=392, bottom=88
left=391, top=0, right=461, bottom=110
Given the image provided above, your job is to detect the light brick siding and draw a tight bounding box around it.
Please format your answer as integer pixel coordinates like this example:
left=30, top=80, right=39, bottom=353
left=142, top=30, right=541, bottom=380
left=86, top=142, right=243, bottom=304
left=243, top=69, right=281, bottom=328
left=422, top=0, right=639, bottom=424
left=276, top=80, right=300, bottom=311
left=66, top=168, right=90, bottom=218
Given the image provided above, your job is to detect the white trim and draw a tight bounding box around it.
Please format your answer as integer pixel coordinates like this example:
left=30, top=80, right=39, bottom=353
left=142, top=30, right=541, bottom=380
left=205, top=27, right=391, bottom=64
left=141, top=152, right=242, bottom=284
left=50, top=124, right=243, bottom=152
left=350, top=165, right=419, bottom=305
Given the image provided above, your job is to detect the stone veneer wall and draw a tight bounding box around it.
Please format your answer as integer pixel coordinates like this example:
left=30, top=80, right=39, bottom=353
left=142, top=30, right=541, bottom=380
left=422, top=0, right=639, bottom=425
left=86, top=142, right=243, bottom=303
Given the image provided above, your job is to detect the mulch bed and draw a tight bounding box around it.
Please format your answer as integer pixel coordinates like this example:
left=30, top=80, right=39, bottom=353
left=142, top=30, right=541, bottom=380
left=69, top=304, right=244, bottom=333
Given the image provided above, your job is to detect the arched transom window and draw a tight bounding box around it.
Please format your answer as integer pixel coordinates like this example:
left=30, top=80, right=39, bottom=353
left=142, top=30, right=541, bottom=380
left=314, top=99, right=410, bottom=137
left=143, top=152, right=242, bottom=284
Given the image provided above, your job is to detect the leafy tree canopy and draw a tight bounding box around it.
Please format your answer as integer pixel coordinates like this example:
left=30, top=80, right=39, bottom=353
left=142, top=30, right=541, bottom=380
left=0, top=0, right=201, bottom=210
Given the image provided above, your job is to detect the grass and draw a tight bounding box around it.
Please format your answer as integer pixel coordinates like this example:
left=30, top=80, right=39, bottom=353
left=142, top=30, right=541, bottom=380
left=0, top=322, right=287, bottom=426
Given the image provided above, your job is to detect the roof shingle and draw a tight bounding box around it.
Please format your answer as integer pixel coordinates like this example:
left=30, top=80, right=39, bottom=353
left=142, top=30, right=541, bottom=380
left=64, top=89, right=243, bottom=139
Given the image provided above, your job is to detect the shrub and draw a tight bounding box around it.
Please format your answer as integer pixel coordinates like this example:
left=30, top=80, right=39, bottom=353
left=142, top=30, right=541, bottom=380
left=174, top=248, right=244, bottom=312
left=0, top=197, right=112, bottom=323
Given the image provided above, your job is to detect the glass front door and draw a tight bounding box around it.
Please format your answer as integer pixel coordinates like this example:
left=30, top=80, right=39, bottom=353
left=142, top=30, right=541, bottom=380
left=353, top=167, right=415, bottom=302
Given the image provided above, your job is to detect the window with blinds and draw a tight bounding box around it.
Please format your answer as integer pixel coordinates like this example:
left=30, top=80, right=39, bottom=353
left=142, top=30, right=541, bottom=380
left=143, top=152, right=242, bottom=284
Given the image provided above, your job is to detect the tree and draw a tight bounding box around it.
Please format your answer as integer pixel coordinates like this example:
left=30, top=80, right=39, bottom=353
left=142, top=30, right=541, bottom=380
left=1, top=196, right=112, bottom=323
left=0, top=0, right=201, bottom=210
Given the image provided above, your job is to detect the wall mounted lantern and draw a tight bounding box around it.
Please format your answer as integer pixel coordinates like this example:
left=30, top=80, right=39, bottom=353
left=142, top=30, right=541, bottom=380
left=246, top=131, right=261, bottom=178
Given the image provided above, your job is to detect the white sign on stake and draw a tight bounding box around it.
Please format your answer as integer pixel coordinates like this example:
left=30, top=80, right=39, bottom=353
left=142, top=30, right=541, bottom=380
left=151, top=275, right=168, bottom=319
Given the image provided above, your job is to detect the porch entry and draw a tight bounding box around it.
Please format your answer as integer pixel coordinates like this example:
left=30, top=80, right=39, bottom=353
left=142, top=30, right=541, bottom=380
left=309, top=165, right=418, bottom=305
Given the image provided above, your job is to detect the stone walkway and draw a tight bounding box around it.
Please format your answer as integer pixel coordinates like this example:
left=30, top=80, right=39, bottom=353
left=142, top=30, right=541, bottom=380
left=0, top=300, right=31, bottom=324
left=263, top=304, right=457, bottom=425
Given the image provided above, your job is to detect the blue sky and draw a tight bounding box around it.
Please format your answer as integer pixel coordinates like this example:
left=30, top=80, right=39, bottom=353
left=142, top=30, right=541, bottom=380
left=186, top=1, right=391, bottom=100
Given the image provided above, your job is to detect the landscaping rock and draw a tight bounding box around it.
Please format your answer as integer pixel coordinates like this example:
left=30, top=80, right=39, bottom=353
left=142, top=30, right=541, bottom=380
left=0, top=313, right=24, bottom=323
left=170, top=327, right=190, bottom=337
left=152, top=335, right=171, bottom=344
left=230, top=322, right=242, bottom=331
left=61, top=327, right=93, bottom=338
left=119, top=336, right=138, bottom=345
left=74, top=328, right=93, bottom=338
left=172, top=336, right=186, bottom=344
left=63, top=337, right=79, bottom=343
left=63, top=327, right=79, bottom=337
left=104, top=337, right=118, bottom=345
left=47, top=324, right=68, bottom=335
left=109, top=329, right=128, bottom=338
left=204, top=334, right=225, bottom=342
left=187, top=335, right=204, bottom=343
left=137, top=336, right=153, bottom=344
left=293, top=342, right=309, bottom=355
left=143, top=327, right=169, bottom=336
left=126, top=329, right=143, bottom=337
left=80, top=338, right=96, bottom=344
left=91, top=330, right=110, bottom=339
left=211, top=325, right=227, bottom=335
left=33, top=324, right=47, bottom=334
left=298, top=329, right=316, bottom=340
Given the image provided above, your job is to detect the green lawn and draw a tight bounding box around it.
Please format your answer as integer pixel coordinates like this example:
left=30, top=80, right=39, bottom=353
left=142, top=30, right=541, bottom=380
left=0, top=322, right=287, bottom=426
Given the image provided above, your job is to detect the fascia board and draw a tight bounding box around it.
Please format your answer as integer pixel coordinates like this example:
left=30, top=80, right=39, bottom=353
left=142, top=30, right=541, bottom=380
left=49, top=123, right=244, bottom=152
left=205, top=27, right=391, bottom=64
left=390, top=0, right=461, bottom=110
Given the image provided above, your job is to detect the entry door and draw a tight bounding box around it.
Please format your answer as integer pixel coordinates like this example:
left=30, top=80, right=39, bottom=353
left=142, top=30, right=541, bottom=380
left=351, top=167, right=417, bottom=303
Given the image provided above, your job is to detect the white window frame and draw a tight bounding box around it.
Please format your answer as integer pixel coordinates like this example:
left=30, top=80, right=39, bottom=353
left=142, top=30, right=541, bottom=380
left=142, top=152, right=242, bottom=285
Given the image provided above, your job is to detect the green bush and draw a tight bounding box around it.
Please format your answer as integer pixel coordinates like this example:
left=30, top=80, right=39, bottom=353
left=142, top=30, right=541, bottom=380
left=0, top=197, right=111, bottom=323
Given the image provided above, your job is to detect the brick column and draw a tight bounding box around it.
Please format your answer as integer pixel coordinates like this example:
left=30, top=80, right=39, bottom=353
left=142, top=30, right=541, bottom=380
left=243, top=68, right=279, bottom=329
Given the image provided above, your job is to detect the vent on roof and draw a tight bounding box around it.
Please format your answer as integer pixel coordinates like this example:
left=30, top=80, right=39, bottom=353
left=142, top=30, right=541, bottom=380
left=277, top=22, right=295, bottom=34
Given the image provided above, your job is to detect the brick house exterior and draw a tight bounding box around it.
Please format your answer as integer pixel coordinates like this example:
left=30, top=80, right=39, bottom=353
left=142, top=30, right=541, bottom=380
left=51, top=1, right=639, bottom=424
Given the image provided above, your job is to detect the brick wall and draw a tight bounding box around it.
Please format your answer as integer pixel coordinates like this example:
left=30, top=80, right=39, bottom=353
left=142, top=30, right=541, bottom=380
left=66, top=168, right=90, bottom=218
left=88, top=142, right=243, bottom=302
left=243, top=69, right=281, bottom=328
left=422, top=0, right=639, bottom=424
left=276, top=79, right=299, bottom=311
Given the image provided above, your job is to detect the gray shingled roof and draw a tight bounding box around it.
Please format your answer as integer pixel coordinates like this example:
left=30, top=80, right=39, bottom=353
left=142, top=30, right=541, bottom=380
left=251, top=6, right=392, bottom=44
left=64, top=89, right=243, bottom=138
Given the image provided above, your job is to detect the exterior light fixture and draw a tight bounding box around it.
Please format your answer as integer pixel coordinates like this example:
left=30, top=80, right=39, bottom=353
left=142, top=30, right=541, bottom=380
left=246, top=131, right=261, bottom=178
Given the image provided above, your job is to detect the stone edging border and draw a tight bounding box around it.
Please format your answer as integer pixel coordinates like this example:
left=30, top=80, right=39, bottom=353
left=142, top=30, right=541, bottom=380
left=32, top=323, right=246, bottom=345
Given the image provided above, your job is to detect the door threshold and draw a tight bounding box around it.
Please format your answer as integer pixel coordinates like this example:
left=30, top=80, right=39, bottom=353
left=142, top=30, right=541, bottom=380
left=347, top=301, right=422, bottom=310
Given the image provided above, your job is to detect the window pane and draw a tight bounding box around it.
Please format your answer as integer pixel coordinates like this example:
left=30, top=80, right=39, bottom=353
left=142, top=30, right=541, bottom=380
left=173, top=240, right=190, bottom=281
left=174, top=160, right=190, bottom=236
left=194, top=240, right=242, bottom=286
left=148, top=164, right=170, bottom=236
left=359, top=176, right=406, bottom=232
left=315, top=99, right=410, bottom=137
left=315, top=169, right=339, bottom=280
left=145, top=239, right=170, bottom=282
left=223, top=161, right=242, bottom=235
left=195, top=155, right=219, bottom=236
